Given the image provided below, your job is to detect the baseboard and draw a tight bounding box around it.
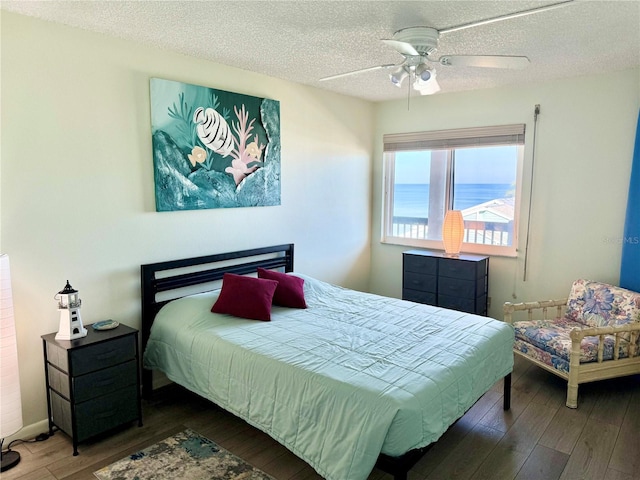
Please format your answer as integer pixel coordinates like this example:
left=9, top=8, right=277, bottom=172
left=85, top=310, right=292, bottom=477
left=3, top=419, right=51, bottom=446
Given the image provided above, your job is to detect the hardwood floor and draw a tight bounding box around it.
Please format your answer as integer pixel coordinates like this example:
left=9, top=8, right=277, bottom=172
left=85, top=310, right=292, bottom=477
left=4, top=356, right=639, bottom=480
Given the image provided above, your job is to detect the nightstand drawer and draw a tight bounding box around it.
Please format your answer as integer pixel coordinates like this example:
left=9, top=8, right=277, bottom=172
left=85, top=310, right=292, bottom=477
left=403, top=289, right=436, bottom=305
left=403, top=272, right=437, bottom=293
left=439, top=276, right=484, bottom=298
left=74, top=360, right=137, bottom=402
left=76, top=386, right=139, bottom=441
left=51, top=387, right=139, bottom=442
left=404, top=254, right=437, bottom=273
left=70, top=336, right=136, bottom=375
left=439, top=258, right=483, bottom=280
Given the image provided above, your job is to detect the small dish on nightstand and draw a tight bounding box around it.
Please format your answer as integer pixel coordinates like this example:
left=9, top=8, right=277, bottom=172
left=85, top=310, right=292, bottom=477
left=92, top=320, right=119, bottom=330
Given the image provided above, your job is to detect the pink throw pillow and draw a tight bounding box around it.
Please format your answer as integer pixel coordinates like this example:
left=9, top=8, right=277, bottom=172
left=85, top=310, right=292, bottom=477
left=257, top=268, right=307, bottom=309
left=211, top=273, right=278, bottom=321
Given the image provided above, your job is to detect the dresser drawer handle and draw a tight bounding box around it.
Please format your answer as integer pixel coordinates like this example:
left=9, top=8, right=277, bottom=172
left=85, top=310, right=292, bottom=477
left=95, top=378, right=115, bottom=388
left=95, top=350, right=118, bottom=361
left=94, top=411, right=116, bottom=420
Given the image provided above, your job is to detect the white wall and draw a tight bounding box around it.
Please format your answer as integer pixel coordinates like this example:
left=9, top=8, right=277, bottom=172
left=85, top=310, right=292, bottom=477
left=370, top=68, right=640, bottom=318
left=0, top=12, right=373, bottom=435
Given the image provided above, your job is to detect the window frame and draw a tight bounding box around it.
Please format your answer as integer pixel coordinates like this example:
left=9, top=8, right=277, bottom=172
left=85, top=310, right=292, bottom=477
left=381, top=124, right=525, bottom=257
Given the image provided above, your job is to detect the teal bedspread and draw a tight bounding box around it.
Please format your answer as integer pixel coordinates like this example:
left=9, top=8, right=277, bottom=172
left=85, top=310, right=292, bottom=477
left=143, top=274, right=514, bottom=480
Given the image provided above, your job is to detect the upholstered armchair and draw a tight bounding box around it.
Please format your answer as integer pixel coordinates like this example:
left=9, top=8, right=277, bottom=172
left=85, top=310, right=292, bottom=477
left=504, top=279, right=640, bottom=408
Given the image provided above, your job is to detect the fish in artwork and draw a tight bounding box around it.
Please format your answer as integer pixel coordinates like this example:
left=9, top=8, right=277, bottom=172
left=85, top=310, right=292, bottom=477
left=245, top=140, right=264, bottom=160
left=193, top=107, right=235, bottom=157
left=187, top=146, right=207, bottom=167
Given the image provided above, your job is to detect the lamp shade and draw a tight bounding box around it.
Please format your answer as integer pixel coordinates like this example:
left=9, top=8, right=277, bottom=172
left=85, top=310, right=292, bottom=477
left=0, top=254, right=23, bottom=439
left=389, top=66, right=408, bottom=87
left=442, top=210, right=465, bottom=257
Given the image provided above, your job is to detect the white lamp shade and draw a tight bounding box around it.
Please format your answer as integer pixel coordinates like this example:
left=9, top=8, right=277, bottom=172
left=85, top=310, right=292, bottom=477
left=442, top=210, right=465, bottom=256
left=1, top=254, right=23, bottom=438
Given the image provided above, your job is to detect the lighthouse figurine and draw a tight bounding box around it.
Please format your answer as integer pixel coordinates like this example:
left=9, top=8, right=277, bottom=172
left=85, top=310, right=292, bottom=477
left=55, top=280, right=87, bottom=341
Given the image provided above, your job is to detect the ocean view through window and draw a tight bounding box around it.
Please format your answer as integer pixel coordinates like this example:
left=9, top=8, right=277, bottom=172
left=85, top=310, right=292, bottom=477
left=383, top=125, right=525, bottom=256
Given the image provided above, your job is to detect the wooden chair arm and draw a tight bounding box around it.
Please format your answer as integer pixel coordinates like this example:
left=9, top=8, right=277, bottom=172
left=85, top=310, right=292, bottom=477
left=569, top=322, right=640, bottom=360
left=569, top=322, right=640, bottom=339
left=503, top=298, right=568, bottom=324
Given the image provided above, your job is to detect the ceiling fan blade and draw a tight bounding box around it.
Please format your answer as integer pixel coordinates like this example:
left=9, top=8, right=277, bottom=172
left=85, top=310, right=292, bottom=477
left=381, top=39, right=419, bottom=57
left=415, top=76, right=441, bottom=95
left=319, top=64, right=396, bottom=81
left=440, top=0, right=574, bottom=34
left=439, top=55, right=530, bottom=69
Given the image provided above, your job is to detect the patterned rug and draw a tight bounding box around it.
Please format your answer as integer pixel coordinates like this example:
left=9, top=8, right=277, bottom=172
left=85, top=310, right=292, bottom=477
left=94, top=429, right=275, bottom=480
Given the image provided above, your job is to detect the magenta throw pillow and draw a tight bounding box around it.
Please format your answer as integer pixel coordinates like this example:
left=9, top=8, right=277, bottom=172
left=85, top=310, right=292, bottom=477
left=211, top=273, right=278, bottom=321
left=257, top=268, right=307, bottom=309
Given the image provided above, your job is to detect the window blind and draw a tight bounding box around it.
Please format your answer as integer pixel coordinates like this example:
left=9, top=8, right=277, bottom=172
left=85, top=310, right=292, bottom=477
left=383, top=124, right=525, bottom=152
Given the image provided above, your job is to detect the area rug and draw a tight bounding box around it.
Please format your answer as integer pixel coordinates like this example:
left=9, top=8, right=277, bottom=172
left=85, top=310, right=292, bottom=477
left=94, top=429, right=275, bottom=480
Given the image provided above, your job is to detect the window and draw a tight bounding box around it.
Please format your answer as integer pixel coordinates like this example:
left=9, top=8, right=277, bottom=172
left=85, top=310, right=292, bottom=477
left=382, top=124, right=525, bottom=257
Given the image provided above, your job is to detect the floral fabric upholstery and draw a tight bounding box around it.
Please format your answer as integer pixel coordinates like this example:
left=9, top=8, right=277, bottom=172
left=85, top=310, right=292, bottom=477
left=513, top=280, right=640, bottom=374
left=513, top=338, right=570, bottom=373
left=565, top=279, right=640, bottom=329
left=513, top=319, right=634, bottom=374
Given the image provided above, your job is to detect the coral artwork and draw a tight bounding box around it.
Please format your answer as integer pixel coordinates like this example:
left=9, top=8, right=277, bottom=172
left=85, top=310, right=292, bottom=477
left=225, top=105, right=266, bottom=186
left=150, top=78, right=281, bottom=211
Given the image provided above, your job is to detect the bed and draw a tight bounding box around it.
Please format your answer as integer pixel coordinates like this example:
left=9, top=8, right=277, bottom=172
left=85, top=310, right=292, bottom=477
left=141, top=244, right=514, bottom=480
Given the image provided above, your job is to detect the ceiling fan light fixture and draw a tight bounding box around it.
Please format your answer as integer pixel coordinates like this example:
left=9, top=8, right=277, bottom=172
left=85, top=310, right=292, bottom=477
left=414, top=69, right=440, bottom=95
left=415, top=63, right=432, bottom=82
left=389, top=66, right=408, bottom=87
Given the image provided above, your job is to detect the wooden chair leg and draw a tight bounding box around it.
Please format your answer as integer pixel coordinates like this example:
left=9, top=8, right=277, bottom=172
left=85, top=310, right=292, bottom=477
left=567, top=338, right=580, bottom=408
left=566, top=382, right=578, bottom=408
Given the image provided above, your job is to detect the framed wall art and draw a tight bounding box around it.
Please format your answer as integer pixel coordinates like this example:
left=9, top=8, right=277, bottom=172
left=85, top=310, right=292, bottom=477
left=150, top=78, right=281, bottom=211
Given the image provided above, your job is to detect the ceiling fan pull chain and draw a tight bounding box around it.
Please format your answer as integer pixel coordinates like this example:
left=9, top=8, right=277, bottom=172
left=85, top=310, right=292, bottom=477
left=407, top=69, right=413, bottom=110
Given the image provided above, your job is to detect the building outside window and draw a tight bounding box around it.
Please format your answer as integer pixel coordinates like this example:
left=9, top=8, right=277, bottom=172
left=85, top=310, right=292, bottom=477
left=382, top=124, right=525, bottom=257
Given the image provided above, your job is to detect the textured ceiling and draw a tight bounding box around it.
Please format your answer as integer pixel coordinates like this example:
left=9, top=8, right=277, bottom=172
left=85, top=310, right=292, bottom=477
left=2, top=0, right=639, bottom=102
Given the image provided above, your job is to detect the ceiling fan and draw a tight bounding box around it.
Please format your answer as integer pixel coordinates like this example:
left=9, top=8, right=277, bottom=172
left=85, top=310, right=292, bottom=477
left=320, top=0, right=574, bottom=96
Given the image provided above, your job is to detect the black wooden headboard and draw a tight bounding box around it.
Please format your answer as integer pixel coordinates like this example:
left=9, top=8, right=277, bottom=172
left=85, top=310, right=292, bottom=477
left=140, top=243, right=294, bottom=398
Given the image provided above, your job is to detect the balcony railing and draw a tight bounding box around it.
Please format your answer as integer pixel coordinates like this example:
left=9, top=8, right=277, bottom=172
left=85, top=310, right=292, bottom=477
left=392, top=216, right=512, bottom=247
left=392, top=216, right=429, bottom=239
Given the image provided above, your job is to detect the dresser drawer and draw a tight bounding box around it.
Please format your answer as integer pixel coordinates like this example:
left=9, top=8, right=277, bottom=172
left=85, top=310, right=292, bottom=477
left=403, top=272, right=437, bottom=293
left=439, top=276, right=485, bottom=298
left=403, top=289, right=436, bottom=305
left=438, top=258, right=484, bottom=280
left=438, top=294, right=476, bottom=313
left=70, top=336, right=136, bottom=376
left=403, top=254, right=437, bottom=274
left=52, top=386, right=139, bottom=442
left=438, top=294, right=487, bottom=314
left=74, top=360, right=137, bottom=402
left=76, top=386, right=139, bottom=442
left=49, top=360, right=137, bottom=401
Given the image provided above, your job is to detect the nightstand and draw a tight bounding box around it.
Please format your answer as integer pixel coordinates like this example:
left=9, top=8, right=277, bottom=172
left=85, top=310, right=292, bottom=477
left=41, top=323, right=142, bottom=455
left=403, top=249, right=489, bottom=315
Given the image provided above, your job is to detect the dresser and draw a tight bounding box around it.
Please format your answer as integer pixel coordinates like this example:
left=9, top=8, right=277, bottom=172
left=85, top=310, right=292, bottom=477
left=42, top=323, right=142, bottom=455
left=403, top=250, right=489, bottom=315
